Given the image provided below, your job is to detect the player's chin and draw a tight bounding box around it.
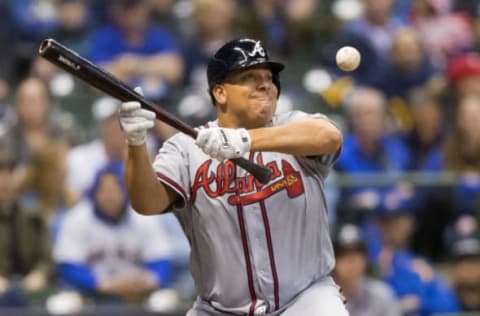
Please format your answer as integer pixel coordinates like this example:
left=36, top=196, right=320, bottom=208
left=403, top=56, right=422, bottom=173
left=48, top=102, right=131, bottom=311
left=252, top=106, right=275, bottom=127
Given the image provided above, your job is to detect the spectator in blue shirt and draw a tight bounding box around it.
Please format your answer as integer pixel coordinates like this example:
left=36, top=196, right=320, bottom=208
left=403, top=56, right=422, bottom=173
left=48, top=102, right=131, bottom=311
left=335, top=87, right=410, bottom=224
left=376, top=27, right=439, bottom=100
left=8, top=0, right=57, bottom=43
left=333, top=224, right=402, bottom=316
left=366, top=189, right=460, bottom=315
left=402, top=87, right=446, bottom=171
left=400, top=87, right=455, bottom=261
left=52, top=0, right=94, bottom=56
left=87, top=0, right=183, bottom=101
left=442, top=94, right=480, bottom=214
left=336, top=87, right=410, bottom=172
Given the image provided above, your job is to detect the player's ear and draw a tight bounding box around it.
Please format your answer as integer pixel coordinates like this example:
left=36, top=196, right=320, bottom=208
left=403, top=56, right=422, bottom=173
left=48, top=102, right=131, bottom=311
left=212, top=85, right=227, bottom=106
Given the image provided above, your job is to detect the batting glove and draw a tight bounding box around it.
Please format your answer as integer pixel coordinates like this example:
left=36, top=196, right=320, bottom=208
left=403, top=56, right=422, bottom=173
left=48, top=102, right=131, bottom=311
left=118, top=87, right=155, bottom=146
left=195, top=127, right=251, bottom=160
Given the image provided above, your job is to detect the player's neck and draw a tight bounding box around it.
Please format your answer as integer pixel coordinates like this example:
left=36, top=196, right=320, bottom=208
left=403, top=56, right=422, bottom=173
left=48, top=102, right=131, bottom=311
left=217, top=115, right=241, bottom=129
left=217, top=114, right=265, bottom=130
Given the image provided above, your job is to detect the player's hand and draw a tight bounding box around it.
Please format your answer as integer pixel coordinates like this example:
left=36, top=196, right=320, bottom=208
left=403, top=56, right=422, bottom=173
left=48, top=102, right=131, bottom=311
left=118, top=87, right=155, bottom=146
left=195, top=127, right=251, bottom=160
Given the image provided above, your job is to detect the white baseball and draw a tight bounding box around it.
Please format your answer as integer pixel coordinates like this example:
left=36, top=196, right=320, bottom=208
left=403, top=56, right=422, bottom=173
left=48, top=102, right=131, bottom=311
left=336, top=46, right=361, bottom=72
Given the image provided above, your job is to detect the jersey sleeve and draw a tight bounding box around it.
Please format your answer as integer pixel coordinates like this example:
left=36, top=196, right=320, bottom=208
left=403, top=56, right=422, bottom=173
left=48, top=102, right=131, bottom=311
left=152, top=134, right=190, bottom=210
left=273, top=110, right=342, bottom=171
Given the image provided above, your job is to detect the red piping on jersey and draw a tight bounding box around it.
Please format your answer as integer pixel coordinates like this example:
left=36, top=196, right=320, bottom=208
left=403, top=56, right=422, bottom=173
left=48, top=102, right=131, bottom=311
left=236, top=202, right=257, bottom=316
left=155, top=172, right=188, bottom=203
left=234, top=165, right=257, bottom=316
left=259, top=200, right=279, bottom=310
left=254, top=153, right=280, bottom=311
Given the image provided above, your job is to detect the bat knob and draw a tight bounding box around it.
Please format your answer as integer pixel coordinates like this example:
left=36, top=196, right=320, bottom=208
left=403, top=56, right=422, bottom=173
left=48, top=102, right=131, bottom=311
left=39, top=38, right=55, bottom=55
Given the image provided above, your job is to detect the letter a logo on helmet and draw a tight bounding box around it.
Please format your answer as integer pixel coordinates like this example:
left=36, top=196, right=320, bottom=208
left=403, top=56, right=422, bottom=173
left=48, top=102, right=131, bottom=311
left=234, top=39, right=266, bottom=65
left=207, top=38, right=284, bottom=102
left=248, top=40, right=266, bottom=57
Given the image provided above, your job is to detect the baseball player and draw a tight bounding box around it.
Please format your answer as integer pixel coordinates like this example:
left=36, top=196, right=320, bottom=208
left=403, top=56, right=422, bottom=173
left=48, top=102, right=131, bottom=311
left=119, top=38, right=347, bottom=315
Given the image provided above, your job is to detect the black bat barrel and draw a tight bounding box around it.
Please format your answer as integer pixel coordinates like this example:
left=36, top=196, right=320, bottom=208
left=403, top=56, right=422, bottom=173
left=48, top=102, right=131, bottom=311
left=39, top=38, right=196, bottom=137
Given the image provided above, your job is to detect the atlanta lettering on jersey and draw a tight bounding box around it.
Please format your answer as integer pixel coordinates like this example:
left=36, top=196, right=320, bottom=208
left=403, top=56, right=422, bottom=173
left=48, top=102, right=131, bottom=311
left=191, top=159, right=305, bottom=205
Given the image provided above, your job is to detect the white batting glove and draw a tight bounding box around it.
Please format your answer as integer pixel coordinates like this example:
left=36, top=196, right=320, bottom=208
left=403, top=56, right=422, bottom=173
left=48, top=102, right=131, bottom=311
left=195, top=127, right=251, bottom=160
left=118, top=87, right=155, bottom=146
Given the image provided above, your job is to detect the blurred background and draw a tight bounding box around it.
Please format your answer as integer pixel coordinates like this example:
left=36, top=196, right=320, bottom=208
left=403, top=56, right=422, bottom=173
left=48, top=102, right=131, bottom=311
left=1, top=0, right=480, bottom=315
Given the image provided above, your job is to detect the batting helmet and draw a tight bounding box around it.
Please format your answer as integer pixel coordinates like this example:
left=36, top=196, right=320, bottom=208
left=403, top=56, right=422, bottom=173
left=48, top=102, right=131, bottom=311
left=207, top=38, right=284, bottom=103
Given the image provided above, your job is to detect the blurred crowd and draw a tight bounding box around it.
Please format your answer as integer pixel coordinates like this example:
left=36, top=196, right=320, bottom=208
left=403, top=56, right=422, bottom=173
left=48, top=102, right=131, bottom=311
left=1, top=0, right=480, bottom=315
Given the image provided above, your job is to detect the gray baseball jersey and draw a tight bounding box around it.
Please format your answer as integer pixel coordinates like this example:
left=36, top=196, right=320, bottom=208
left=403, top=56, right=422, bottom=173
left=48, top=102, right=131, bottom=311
left=152, top=110, right=339, bottom=315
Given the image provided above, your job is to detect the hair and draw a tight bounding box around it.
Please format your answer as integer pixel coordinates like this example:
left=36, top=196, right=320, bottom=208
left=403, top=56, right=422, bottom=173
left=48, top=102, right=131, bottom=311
left=443, top=94, right=480, bottom=171
left=21, top=141, right=73, bottom=219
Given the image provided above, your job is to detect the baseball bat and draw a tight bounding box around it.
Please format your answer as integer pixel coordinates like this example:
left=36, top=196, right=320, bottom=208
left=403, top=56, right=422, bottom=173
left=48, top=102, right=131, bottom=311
left=38, top=38, right=273, bottom=184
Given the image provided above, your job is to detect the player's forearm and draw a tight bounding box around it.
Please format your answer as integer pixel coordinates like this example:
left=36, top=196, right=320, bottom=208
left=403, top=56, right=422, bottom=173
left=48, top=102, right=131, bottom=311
left=125, top=145, right=176, bottom=215
left=249, top=118, right=342, bottom=155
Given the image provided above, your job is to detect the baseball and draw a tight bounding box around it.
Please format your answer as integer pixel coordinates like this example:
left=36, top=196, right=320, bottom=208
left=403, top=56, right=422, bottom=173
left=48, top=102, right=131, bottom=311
left=336, top=46, right=361, bottom=72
